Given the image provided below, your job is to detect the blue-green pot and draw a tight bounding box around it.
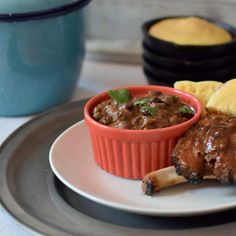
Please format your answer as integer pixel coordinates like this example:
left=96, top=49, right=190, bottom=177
left=0, top=0, right=91, bottom=116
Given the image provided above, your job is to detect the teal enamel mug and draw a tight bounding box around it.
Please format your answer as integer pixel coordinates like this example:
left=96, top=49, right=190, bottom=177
left=0, top=0, right=91, bottom=116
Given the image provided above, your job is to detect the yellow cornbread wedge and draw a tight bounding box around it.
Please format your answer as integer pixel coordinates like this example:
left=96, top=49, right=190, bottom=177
left=149, top=17, right=233, bottom=45
left=174, top=80, right=223, bottom=110
left=206, top=79, right=236, bottom=116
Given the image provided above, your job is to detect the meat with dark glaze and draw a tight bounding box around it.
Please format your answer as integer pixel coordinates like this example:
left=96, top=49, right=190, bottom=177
left=172, top=114, right=236, bottom=184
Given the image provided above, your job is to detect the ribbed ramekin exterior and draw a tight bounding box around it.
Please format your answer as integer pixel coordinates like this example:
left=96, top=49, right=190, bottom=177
left=89, top=129, right=176, bottom=179
left=84, top=85, right=202, bottom=179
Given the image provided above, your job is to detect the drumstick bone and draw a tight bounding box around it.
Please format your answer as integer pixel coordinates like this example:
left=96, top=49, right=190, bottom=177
left=142, top=166, right=216, bottom=195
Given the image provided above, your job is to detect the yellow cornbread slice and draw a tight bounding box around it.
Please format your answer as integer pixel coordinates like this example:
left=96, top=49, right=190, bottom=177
left=149, top=17, right=232, bottom=45
left=206, top=79, right=236, bottom=116
left=174, top=80, right=223, bottom=109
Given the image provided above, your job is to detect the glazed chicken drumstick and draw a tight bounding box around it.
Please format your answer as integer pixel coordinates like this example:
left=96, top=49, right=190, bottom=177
left=142, top=114, right=236, bottom=195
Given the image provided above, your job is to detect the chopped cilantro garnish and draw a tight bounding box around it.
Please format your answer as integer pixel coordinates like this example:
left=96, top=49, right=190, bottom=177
left=179, top=106, right=194, bottom=114
left=172, top=95, right=179, bottom=103
left=134, top=97, right=157, bottom=117
left=142, top=106, right=157, bottom=117
left=108, top=89, right=130, bottom=104
left=134, top=97, right=150, bottom=106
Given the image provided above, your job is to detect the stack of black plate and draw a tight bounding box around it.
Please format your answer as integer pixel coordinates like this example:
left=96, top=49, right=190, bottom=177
left=142, top=16, right=236, bottom=86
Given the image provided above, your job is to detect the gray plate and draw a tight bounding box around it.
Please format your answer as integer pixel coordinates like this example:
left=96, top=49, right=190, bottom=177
left=1, top=100, right=236, bottom=236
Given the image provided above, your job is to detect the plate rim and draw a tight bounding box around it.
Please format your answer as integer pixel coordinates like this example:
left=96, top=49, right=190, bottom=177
left=0, top=100, right=89, bottom=236
left=49, top=120, right=236, bottom=217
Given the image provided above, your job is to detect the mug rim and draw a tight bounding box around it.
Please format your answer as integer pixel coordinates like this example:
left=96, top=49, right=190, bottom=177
left=0, top=0, right=91, bottom=22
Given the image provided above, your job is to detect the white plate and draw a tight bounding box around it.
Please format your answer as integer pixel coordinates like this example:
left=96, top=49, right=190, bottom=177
left=49, top=120, right=236, bottom=217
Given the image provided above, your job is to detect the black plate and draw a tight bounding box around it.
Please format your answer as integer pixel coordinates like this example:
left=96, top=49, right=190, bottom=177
left=143, top=41, right=236, bottom=72
left=143, top=57, right=236, bottom=83
left=143, top=68, right=174, bottom=86
left=142, top=16, right=236, bottom=60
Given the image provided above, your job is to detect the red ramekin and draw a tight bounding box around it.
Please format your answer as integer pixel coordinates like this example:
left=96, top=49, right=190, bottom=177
left=84, top=85, right=202, bottom=179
